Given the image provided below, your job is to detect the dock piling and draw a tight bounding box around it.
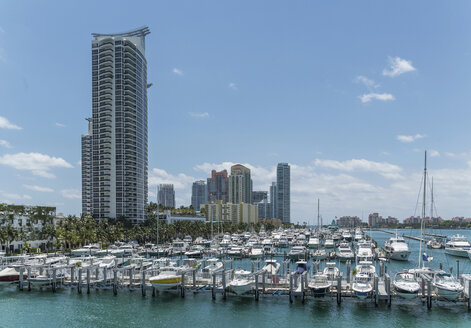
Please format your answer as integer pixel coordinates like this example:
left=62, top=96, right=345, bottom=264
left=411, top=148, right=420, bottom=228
left=427, top=279, right=432, bottom=309
left=374, top=276, right=378, bottom=306
left=212, top=273, right=216, bottom=300
left=52, top=268, right=57, bottom=293
left=336, top=275, right=342, bottom=305
left=86, top=268, right=91, bottom=294
left=222, top=270, right=226, bottom=300
left=113, top=269, right=118, bottom=296
left=289, top=273, right=293, bottom=303
left=181, top=272, right=185, bottom=298
left=78, top=268, right=82, bottom=294
left=141, top=270, right=146, bottom=297
left=255, top=273, right=259, bottom=301
left=27, top=267, right=31, bottom=291
left=19, top=267, right=24, bottom=291
left=346, top=261, right=351, bottom=284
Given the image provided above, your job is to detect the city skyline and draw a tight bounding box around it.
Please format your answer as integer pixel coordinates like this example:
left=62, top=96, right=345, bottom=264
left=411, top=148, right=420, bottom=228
left=1, top=1, right=471, bottom=224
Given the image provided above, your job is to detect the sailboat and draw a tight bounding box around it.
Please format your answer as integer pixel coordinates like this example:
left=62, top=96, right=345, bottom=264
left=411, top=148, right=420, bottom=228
left=311, top=199, right=327, bottom=260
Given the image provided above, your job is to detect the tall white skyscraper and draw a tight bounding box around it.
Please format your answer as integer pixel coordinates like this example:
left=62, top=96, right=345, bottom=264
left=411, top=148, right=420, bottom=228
left=82, top=27, right=150, bottom=222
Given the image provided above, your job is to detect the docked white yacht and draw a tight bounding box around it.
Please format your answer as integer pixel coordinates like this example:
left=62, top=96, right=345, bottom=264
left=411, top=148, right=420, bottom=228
left=433, top=272, right=464, bottom=300
left=352, top=261, right=375, bottom=299
left=393, top=271, right=420, bottom=299
left=336, top=241, right=355, bottom=262
left=445, top=234, right=471, bottom=258
left=384, top=235, right=410, bottom=261
left=307, top=237, right=320, bottom=249
left=311, top=249, right=327, bottom=261
left=324, top=238, right=334, bottom=249
left=249, top=244, right=264, bottom=259
left=288, top=246, right=307, bottom=261
left=323, top=262, right=340, bottom=282
left=202, top=258, right=224, bottom=279
left=308, top=273, right=331, bottom=297
left=71, top=244, right=101, bottom=257
left=229, top=270, right=254, bottom=295
left=356, top=240, right=374, bottom=261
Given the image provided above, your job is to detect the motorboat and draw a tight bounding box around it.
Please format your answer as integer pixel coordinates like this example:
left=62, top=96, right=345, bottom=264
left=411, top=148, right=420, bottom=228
left=427, top=238, right=444, bottom=249
left=202, top=258, right=224, bottom=279
left=352, top=261, right=375, bottom=299
left=71, top=244, right=101, bottom=257
left=0, top=266, right=28, bottom=285
left=336, top=241, right=355, bottom=262
left=384, top=235, right=410, bottom=261
left=183, top=235, right=193, bottom=245
left=341, top=231, right=353, bottom=242
left=99, top=256, right=116, bottom=269
left=28, top=269, right=66, bottom=287
left=278, top=237, right=289, bottom=248
left=311, top=249, right=327, bottom=261
left=262, top=240, right=275, bottom=256
left=308, top=237, right=320, bottom=249
left=308, top=273, right=331, bottom=297
left=323, top=262, right=340, bottom=282
left=354, top=229, right=363, bottom=241
left=185, top=245, right=204, bottom=259
left=229, top=270, right=254, bottom=295
left=324, top=238, right=334, bottom=249
left=433, top=272, right=464, bottom=300
left=227, top=246, right=244, bottom=259
left=171, top=240, right=189, bottom=256
left=220, top=234, right=232, bottom=248
left=445, top=234, right=471, bottom=258
left=288, top=246, right=306, bottom=261
left=149, top=266, right=185, bottom=291
left=356, top=240, right=374, bottom=261
left=182, top=258, right=201, bottom=270
left=262, top=259, right=280, bottom=276
left=393, top=271, right=420, bottom=299
left=249, top=244, right=264, bottom=259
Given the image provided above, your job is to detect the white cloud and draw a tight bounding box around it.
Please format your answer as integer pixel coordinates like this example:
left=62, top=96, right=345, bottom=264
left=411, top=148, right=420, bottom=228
left=0, top=152, right=73, bottom=178
left=23, top=184, right=54, bottom=192
left=189, top=112, right=209, bottom=118
left=396, top=134, right=425, bottom=143
left=355, top=76, right=379, bottom=89
left=61, top=188, right=81, bottom=199
left=55, top=122, right=66, bottom=128
left=23, top=195, right=32, bottom=200
left=173, top=68, right=183, bottom=76
left=430, top=150, right=440, bottom=157
left=0, top=139, right=12, bottom=148
left=313, top=158, right=403, bottom=180
left=359, top=93, right=395, bottom=103
left=382, top=56, right=416, bottom=77
left=228, top=82, right=238, bottom=90
left=0, top=116, right=22, bottom=130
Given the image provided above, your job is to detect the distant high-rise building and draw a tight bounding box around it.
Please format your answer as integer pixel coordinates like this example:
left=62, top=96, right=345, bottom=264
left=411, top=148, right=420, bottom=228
left=207, top=170, right=229, bottom=203
left=252, top=191, right=268, bottom=204
left=276, top=163, right=290, bottom=223
left=158, top=184, right=175, bottom=208
left=191, top=180, right=207, bottom=211
left=83, top=27, right=150, bottom=222
left=270, top=182, right=277, bottom=219
left=228, top=164, right=253, bottom=204
left=81, top=118, right=93, bottom=215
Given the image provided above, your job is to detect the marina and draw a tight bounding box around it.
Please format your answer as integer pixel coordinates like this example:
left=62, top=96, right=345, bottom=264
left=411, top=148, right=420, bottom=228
left=2, top=229, right=471, bottom=313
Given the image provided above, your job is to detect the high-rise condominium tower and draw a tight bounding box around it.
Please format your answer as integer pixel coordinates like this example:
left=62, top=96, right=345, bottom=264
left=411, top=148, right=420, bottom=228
left=82, top=27, right=150, bottom=222
left=228, top=164, right=253, bottom=204
left=207, top=170, right=229, bottom=203
left=158, top=184, right=175, bottom=208
left=276, top=163, right=290, bottom=223
left=191, top=180, right=207, bottom=211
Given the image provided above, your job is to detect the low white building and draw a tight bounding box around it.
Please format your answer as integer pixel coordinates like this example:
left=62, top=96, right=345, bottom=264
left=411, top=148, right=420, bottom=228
left=0, top=204, right=58, bottom=253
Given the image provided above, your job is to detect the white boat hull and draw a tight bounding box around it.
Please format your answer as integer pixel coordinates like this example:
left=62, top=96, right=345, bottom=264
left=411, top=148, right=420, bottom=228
left=230, top=282, right=254, bottom=295
left=445, top=248, right=468, bottom=258
left=435, top=286, right=463, bottom=300
left=388, top=250, right=410, bottom=261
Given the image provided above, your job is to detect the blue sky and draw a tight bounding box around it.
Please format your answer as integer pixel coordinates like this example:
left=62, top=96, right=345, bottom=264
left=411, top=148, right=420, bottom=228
left=0, top=1, right=471, bottom=223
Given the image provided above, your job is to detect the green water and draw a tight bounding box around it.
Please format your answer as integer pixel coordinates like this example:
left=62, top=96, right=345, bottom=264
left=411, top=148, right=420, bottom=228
left=1, top=230, right=471, bottom=328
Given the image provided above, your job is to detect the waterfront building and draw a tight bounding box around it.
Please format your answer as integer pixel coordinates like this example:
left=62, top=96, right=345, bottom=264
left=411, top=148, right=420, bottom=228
left=82, top=27, right=150, bottom=222
left=276, top=163, right=290, bottom=223
left=202, top=201, right=258, bottom=224
left=337, top=216, right=362, bottom=227
left=228, top=164, right=253, bottom=204
left=81, top=118, right=93, bottom=215
left=0, top=204, right=58, bottom=252
left=207, top=170, right=229, bottom=203
left=157, top=210, right=205, bottom=224
left=368, top=212, right=381, bottom=227
left=191, top=180, right=207, bottom=211
left=252, top=191, right=268, bottom=204
left=158, top=184, right=175, bottom=208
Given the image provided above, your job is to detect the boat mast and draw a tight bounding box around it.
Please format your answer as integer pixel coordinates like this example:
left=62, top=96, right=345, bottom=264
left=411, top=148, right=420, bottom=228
left=317, top=198, right=320, bottom=230
left=419, top=151, right=427, bottom=268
